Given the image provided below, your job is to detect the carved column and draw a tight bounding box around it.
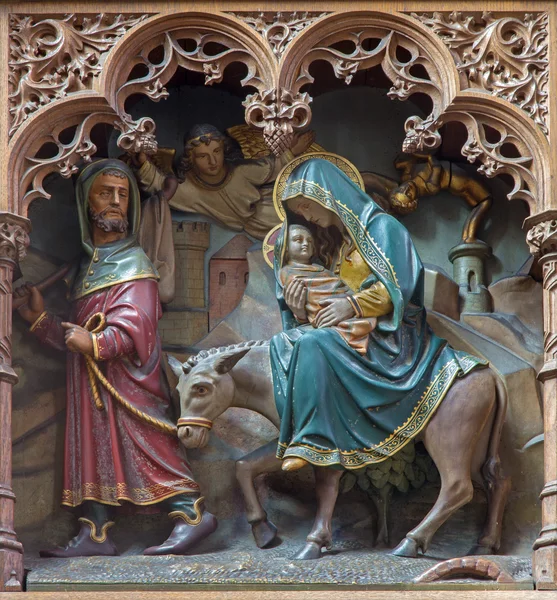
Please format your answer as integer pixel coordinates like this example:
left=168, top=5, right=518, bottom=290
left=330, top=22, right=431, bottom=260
left=526, top=213, right=557, bottom=589
left=0, top=213, right=30, bottom=593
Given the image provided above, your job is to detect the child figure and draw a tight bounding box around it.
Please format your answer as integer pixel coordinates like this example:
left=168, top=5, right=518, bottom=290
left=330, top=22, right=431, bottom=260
left=279, top=224, right=377, bottom=355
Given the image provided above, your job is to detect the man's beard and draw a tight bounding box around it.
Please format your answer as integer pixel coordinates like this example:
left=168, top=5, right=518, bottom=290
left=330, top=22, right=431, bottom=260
left=88, top=206, right=129, bottom=233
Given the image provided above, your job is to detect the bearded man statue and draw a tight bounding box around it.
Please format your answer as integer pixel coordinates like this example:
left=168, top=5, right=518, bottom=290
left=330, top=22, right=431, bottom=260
left=15, top=159, right=217, bottom=557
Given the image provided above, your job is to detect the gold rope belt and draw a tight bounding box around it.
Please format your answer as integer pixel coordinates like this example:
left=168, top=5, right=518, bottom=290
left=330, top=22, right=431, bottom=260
left=83, top=312, right=177, bottom=436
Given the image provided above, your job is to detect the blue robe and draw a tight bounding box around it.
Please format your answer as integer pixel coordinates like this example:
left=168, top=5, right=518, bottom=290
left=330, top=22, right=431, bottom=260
left=270, top=159, right=487, bottom=469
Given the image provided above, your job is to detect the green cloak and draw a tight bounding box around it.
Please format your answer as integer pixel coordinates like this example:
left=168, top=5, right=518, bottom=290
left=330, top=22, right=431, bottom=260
left=68, top=159, right=158, bottom=300
left=270, top=158, right=487, bottom=469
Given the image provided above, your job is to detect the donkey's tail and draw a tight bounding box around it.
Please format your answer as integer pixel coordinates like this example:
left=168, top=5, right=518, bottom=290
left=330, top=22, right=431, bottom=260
left=482, top=372, right=509, bottom=491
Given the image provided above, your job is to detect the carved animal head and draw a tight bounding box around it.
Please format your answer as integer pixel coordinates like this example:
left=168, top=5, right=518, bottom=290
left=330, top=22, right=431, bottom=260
left=389, top=181, right=419, bottom=215
left=169, top=347, right=251, bottom=449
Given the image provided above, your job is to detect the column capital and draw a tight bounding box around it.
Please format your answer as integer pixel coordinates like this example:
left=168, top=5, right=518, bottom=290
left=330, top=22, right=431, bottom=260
left=524, top=210, right=557, bottom=257
left=0, top=212, right=31, bottom=265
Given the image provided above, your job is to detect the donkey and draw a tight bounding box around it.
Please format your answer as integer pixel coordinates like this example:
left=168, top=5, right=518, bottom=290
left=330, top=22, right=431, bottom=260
left=169, top=340, right=511, bottom=560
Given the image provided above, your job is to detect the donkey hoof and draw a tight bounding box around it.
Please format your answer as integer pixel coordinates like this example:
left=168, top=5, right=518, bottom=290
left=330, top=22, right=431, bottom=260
left=392, top=537, right=419, bottom=558
left=468, top=544, right=496, bottom=556
left=252, top=519, right=278, bottom=549
left=293, top=541, right=323, bottom=560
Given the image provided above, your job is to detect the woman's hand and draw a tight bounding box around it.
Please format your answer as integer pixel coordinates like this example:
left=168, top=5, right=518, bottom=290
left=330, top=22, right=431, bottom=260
left=315, top=298, right=355, bottom=328
left=284, top=277, right=308, bottom=322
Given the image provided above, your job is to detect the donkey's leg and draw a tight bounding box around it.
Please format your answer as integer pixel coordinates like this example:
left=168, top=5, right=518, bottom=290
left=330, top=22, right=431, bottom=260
left=470, top=379, right=511, bottom=555
left=294, top=467, right=343, bottom=560
left=470, top=462, right=511, bottom=555
left=392, top=371, right=495, bottom=557
left=236, top=439, right=283, bottom=549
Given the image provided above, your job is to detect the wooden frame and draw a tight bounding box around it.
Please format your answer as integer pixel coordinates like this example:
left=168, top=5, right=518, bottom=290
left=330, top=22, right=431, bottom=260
left=1, top=0, right=555, bottom=594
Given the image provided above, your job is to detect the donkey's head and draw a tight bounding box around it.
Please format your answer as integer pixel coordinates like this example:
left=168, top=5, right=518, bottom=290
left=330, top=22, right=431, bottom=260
left=169, top=347, right=251, bottom=449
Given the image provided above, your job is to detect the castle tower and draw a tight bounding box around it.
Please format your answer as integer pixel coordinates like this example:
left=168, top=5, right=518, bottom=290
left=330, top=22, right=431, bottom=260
left=448, top=240, right=492, bottom=314
left=158, top=221, right=210, bottom=349
left=209, top=235, right=253, bottom=330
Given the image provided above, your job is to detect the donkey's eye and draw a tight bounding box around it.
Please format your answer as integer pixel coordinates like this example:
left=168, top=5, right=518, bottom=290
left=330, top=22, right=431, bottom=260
left=195, top=385, right=209, bottom=395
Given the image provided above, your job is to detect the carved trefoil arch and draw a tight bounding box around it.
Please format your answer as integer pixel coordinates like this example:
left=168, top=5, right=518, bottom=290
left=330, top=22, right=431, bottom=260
left=8, top=9, right=550, bottom=219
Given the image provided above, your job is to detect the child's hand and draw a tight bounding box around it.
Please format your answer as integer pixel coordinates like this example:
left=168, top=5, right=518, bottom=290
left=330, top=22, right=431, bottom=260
left=284, top=277, right=308, bottom=322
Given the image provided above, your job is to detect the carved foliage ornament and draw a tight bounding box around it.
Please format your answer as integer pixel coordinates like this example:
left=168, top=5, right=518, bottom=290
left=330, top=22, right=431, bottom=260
left=230, top=12, right=329, bottom=59
left=9, top=13, right=148, bottom=137
left=412, top=11, right=549, bottom=135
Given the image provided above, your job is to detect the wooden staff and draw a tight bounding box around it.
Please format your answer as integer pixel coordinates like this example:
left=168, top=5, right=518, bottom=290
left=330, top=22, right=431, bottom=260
left=12, top=263, right=72, bottom=311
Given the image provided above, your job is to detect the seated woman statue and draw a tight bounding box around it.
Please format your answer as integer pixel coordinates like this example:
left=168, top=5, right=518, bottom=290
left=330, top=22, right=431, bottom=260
left=271, top=157, right=487, bottom=473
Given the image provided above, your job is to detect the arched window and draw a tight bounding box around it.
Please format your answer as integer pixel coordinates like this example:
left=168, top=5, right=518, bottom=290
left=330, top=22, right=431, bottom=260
left=244, top=272, right=249, bottom=285
left=219, top=272, right=226, bottom=286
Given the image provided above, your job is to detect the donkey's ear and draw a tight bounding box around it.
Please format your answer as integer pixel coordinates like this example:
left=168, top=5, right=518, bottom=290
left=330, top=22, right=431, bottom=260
left=214, top=348, right=251, bottom=375
left=167, top=354, right=185, bottom=379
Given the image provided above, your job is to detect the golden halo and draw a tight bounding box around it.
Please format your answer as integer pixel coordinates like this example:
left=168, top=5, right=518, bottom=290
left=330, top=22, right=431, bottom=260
left=272, top=152, right=365, bottom=222
left=262, top=224, right=283, bottom=269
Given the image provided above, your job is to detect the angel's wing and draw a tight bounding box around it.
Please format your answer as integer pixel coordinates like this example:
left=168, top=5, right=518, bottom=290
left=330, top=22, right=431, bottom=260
left=150, top=147, right=176, bottom=175
left=226, top=124, right=324, bottom=159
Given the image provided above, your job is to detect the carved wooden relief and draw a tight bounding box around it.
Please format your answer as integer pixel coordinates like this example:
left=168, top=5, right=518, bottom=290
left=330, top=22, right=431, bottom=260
left=8, top=13, right=149, bottom=138
left=4, top=2, right=557, bottom=592
left=276, top=12, right=458, bottom=155
left=8, top=10, right=552, bottom=217
left=229, top=11, right=329, bottom=58
left=411, top=12, right=549, bottom=136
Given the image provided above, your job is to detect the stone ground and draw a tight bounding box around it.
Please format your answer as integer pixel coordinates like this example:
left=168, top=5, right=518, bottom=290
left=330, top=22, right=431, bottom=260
left=25, top=518, right=533, bottom=591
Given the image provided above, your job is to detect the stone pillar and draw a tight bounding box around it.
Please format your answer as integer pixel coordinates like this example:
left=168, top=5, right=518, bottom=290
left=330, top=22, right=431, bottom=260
left=526, top=213, right=557, bottom=589
left=159, top=221, right=210, bottom=349
left=448, top=240, right=492, bottom=314
left=0, top=213, right=30, bottom=593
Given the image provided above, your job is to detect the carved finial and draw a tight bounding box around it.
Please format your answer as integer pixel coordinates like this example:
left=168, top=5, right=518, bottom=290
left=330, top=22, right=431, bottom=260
left=5, top=570, right=22, bottom=592
left=115, top=117, right=158, bottom=156
left=243, top=88, right=312, bottom=156
left=402, top=115, right=442, bottom=154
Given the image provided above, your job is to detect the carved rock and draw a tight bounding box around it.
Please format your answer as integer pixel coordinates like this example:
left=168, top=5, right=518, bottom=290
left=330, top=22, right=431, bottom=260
left=412, top=11, right=549, bottom=135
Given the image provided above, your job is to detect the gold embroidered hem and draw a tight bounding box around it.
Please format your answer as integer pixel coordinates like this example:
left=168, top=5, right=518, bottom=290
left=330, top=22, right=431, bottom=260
left=276, top=356, right=483, bottom=470
left=29, top=311, right=48, bottom=332
left=61, top=478, right=199, bottom=507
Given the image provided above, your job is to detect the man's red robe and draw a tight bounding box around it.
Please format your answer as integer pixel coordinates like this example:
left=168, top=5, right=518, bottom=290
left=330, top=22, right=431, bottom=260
left=32, top=277, right=198, bottom=507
